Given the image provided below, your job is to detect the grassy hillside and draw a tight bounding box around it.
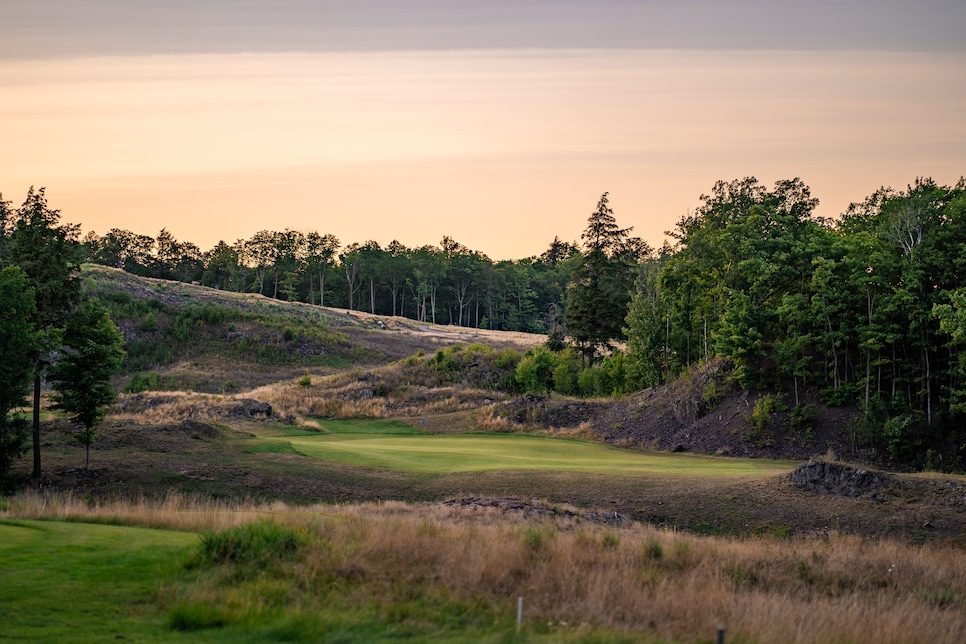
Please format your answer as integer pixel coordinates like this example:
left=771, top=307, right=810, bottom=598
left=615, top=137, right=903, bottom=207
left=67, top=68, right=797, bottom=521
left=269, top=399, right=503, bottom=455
left=83, top=265, right=542, bottom=393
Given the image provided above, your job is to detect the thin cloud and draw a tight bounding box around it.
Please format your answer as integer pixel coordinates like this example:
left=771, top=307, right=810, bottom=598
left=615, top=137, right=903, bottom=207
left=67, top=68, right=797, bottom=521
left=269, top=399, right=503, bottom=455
left=3, top=0, right=964, bottom=59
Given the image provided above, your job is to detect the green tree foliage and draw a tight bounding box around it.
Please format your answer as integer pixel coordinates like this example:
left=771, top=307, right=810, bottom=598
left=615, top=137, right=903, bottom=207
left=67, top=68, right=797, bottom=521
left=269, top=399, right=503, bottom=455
left=305, top=231, right=340, bottom=307
left=567, top=193, right=649, bottom=361
left=935, top=289, right=966, bottom=415
left=7, top=187, right=83, bottom=478
left=624, top=248, right=672, bottom=390
left=624, top=176, right=966, bottom=466
left=48, top=299, right=126, bottom=470
left=0, top=266, right=39, bottom=480
left=515, top=346, right=558, bottom=394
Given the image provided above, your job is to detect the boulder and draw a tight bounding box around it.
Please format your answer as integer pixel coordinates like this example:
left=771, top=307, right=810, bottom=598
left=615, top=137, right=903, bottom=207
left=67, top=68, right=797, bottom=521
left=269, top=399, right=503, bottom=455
left=789, top=460, right=895, bottom=498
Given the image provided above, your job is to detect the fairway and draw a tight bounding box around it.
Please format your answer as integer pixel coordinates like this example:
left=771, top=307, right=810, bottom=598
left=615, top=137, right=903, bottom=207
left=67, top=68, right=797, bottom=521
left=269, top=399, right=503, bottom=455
left=274, top=427, right=794, bottom=476
left=0, top=520, right=199, bottom=643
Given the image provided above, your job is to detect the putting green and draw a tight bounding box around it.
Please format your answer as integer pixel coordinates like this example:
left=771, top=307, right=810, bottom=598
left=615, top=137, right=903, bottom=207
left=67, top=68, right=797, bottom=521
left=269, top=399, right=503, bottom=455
left=276, top=432, right=794, bottom=477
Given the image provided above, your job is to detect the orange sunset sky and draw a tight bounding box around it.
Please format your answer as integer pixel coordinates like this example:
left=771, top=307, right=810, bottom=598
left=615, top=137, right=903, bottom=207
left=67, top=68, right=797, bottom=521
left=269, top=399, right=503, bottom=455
left=2, top=1, right=964, bottom=260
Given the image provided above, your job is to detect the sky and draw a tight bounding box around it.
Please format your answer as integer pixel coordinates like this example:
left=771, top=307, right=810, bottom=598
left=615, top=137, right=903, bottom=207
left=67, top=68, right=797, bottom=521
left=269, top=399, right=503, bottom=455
left=1, top=1, right=964, bottom=260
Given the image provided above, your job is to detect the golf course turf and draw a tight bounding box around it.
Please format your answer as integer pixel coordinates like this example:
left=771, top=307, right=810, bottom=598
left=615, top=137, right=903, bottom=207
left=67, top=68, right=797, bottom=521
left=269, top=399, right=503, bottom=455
left=256, top=419, right=796, bottom=477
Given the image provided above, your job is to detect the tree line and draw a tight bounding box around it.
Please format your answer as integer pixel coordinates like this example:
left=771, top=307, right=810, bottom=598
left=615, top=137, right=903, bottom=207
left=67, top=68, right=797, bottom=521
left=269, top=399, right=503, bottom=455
left=82, top=228, right=585, bottom=335
left=6, top=175, right=966, bottom=470
left=622, top=176, right=966, bottom=466
left=1, top=188, right=125, bottom=482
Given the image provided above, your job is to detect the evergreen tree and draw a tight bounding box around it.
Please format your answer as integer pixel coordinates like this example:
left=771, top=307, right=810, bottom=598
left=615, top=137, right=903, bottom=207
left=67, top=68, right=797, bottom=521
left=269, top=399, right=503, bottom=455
left=48, top=300, right=126, bottom=471
left=8, top=187, right=82, bottom=479
left=0, top=266, right=39, bottom=481
left=566, top=193, right=645, bottom=362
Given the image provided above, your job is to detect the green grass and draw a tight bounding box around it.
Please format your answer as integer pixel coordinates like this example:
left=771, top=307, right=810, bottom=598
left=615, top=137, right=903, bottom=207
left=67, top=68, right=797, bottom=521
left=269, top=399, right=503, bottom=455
left=0, top=518, right=638, bottom=643
left=313, top=417, right=427, bottom=435
left=274, top=431, right=794, bottom=476
left=0, top=520, right=199, bottom=642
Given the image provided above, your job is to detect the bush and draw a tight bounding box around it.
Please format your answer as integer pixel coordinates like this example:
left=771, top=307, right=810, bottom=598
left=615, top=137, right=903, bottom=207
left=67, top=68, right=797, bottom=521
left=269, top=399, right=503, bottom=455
left=123, top=371, right=176, bottom=393
left=882, top=413, right=924, bottom=462
left=551, top=347, right=580, bottom=396
left=194, top=520, right=306, bottom=567
left=515, top=346, right=556, bottom=394
left=746, top=393, right=785, bottom=447
left=138, top=311, right=159, bottom=333
left=577, top=368, right=597, bottom=396
left=168, top=602, right=230, bottom=631
left=788, top=404, right=816, bottom=439
left=643, top=537, right=663, bottom=561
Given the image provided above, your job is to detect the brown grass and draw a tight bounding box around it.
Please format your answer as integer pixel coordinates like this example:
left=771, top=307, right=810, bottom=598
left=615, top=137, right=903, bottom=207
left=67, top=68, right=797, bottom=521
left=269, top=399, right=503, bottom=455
left=5, top=493, right=964, bottom=642
left=248, top=368, right=510, bottom=423
left=474, top=405, right=522, bottom=432
left=111, top=391, right=245, bottom=425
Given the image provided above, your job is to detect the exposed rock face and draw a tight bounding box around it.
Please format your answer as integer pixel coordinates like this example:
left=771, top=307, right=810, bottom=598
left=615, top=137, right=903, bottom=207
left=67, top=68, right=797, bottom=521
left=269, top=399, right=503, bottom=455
left=789, top=460, right=895, bottom=498
left=230, top=399, right=273, bottom=419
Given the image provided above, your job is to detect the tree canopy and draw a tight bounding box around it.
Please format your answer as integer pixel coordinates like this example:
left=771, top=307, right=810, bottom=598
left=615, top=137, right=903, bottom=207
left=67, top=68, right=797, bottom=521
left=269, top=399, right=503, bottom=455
left=48, top=299, right=126, bottom=470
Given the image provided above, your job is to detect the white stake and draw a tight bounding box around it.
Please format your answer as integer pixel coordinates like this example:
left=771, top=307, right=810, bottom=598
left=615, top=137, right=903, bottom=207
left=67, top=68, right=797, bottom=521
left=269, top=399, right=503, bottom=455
left=517, top=596, right=523, bottom=633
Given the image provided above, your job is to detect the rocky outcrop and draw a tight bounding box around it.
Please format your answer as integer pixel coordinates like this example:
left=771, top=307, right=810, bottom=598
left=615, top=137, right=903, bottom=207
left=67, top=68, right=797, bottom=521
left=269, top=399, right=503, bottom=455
left=789, top=460, right=895, bottom=498
left=229, top=398, right=273, bottom=419
left=441, top=497, right=628, bottom=525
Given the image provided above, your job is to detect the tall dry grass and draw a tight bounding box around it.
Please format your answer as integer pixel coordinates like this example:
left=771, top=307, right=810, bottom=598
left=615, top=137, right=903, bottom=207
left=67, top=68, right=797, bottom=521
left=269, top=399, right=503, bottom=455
left=111, top=391, right=246, bottom=425
left=249, top=369, right=507, bottom=423
left=4, top=493, right=964, bottom=642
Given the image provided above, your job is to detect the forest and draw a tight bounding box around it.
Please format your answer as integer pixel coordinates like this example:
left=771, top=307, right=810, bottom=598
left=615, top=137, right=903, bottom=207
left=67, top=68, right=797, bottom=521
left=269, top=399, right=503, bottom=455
left=4, top=175, right=966, bottom=470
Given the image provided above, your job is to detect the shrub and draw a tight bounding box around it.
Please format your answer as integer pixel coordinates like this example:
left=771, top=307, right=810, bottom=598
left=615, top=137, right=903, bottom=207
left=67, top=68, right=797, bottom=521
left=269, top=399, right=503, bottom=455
left=194, top=520, right=306, bottom=567
left=168, top=602, right=231, bottom=631
left=551, top=347, right=580, bottom=396
left=515, top=346, right=556, bottom=394
left=643, top=537, right=663, bottom=561
left=882, top=413, right=924, bottom=462
left=123, top=371, right=176, bottom=393
left=788, top=404, right=816, bottom=440
left=577, top=367, right=597, bottom=396
left=138, top=311, right=159, bottom=333
left=745, top=393, right=784, bottom=447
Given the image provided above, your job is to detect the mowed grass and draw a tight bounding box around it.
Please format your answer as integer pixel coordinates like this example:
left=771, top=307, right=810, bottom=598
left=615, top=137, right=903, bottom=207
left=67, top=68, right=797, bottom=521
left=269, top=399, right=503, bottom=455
left=262, top=419, right=794, bottom=476
left=0, top=520, right=200, bottom=643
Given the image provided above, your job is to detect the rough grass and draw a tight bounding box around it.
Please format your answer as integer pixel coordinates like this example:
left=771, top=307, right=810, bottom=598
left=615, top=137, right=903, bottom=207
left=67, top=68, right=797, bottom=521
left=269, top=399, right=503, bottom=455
left=4, top=497, right=965, bottom=643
